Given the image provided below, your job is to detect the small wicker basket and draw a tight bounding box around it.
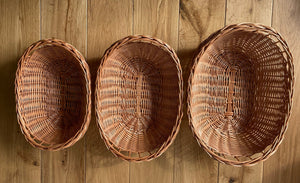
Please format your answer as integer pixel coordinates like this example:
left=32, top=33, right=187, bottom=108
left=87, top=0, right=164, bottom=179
left=15, top=39, right=91, bottom=150
left=95, top=35, right=183, bottom=161
left=188, top=23, right=294, bottom=166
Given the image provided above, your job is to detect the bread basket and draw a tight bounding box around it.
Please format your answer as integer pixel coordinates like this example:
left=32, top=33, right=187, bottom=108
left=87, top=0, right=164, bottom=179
left=96, top=35, right=183, bottom=161
left=15, top=39, right=91, bottom=150
left=188, top=23, right=294, bottom=166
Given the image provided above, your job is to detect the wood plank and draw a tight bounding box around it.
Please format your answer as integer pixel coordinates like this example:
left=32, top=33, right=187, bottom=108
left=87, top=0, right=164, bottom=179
left=219, top=0, right=272, bottom=183
left=0, top=0, right=41, bottom=183
left=263, top=0, right=300, bottom=182
left=86, top=0, right=132, bottom=182
left=174, top=0, right=225, bottom=183
left=129, top=1, right=179, bottom=183
left=133, top=0, right=179, bottom=47
left=40, top=0, right=87, bottom=182
left=1, top=0, right=298, bottom=182
left=226, top=0, right=272, bottom=24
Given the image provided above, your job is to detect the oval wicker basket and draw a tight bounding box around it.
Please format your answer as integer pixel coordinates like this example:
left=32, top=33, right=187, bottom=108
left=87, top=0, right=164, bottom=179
left=15, top=39, right=91, bottom=150
left=188, top=23, right=294, bottom=166
left=96, top=35, right=183, bottom=161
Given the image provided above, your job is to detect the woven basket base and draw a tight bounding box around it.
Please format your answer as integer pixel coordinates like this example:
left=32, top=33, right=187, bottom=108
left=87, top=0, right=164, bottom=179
left=191, top=29, right=291, bottom=157
left=18, top=45, right=87, bottom=145
left=98, top=42, right=180, bottom=153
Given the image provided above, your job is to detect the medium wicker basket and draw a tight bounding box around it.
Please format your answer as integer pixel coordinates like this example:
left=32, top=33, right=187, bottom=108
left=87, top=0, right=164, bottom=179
left=15, top=39, right=91, bottom=150
left=95, top=35, right=183, bottom=161
left=188, top=23, right=294, bottom=166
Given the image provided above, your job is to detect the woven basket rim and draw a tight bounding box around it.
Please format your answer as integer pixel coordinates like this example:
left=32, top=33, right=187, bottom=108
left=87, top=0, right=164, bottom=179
left=187, top=23, right=294, bottom=166
left=95, top=35, right=183, bottom=161
left=15, top=39, right=91, bottom=151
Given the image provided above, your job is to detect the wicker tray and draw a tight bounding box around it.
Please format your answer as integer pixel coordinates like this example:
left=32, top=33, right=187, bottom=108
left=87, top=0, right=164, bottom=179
left=95, top=35, right=183, bottom=161
left=188, top=23, right=294, bottom=166
left=15, top=39, right=91, bottom=150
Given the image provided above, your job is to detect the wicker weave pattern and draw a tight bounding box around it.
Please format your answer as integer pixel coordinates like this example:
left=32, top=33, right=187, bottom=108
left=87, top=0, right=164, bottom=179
left=15, top=39, right=91, bottom=150
left=188, top=23, right=294, bottom=166
left=96, top=35, right=183, bottom=161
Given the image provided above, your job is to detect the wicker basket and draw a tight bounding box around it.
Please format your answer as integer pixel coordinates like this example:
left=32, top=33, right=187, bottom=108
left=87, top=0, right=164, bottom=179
left=188, top=23, right=294, bottom=166
left=95, top=35, right=183, bottom=161
left=15, top=39, right=91, bottom=150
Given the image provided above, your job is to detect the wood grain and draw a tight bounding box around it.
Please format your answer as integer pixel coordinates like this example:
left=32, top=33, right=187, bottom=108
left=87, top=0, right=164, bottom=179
left=226, top=0, right=272, bottom=24
left=86, top=0, right=132, bottom=182
left=219, top=0, right=272, bottom=183
left=263, top=0, right=300, bottom=182
left=0, top=0, right=299, bottom=183
left=0, top=0, right=41, bottom=183
left=129, top=1, right=179, bottom=182
left=174, top=0, right=225, bottom=183
left=40, top=0, right=87, bottom=182
left=133, top=0, right=179, bottom=47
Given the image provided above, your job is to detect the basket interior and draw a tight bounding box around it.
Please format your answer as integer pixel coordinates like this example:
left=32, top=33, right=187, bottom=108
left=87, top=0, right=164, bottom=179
left=190, top=30, right=291, bottom=156
left=97, top=42, right=180, bottom=153
left=18, top=45, right=87, bottom=146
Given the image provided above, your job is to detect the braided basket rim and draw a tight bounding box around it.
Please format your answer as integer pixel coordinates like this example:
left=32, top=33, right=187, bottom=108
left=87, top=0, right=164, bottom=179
left=187, top=23, right=294, bottom=166
left=95, top=35, right=183, bottom=162
left=15, top=39, right=91, bottom=151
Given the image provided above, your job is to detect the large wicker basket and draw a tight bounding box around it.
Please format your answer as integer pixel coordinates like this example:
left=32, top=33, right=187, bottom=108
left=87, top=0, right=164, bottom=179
left=15, top=39, right=91, bottom=150
left=95, top=35, right=183, bottom=161
left=188, top=23, right=294, bottom=166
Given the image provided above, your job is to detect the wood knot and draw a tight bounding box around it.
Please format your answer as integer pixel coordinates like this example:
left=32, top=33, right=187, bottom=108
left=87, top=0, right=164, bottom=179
left=32, top=161, right=39, bottom=166
left=229, top=177, right=235, bottom=183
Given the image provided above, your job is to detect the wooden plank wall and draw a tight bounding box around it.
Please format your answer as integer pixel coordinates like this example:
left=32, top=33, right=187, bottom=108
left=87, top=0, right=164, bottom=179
left=0, top=0, right=299, bottom=183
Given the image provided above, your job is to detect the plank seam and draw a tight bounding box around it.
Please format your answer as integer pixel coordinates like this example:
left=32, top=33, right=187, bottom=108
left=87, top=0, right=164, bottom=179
left=271, top=0, right=274, bottom=26
left=39, top=0, right=42, bottom=182
left=132, top=0, right=134, bottom=34
left=224, top=0, right=227, bottom=25
left=217, top=162, right=220, bottom=183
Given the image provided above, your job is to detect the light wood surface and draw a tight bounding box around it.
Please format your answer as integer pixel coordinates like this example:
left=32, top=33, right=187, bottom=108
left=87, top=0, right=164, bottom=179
left=0, top=0, right=299, bottom=183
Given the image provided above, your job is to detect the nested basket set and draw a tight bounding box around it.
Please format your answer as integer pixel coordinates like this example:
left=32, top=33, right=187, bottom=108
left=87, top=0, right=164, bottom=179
left=15, top=23, right=294, bottom=166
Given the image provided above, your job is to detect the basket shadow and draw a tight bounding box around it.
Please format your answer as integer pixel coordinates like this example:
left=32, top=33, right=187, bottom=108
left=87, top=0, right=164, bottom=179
left=0, top=58, right=33, bottom=152
left=177, top=48, right=196, bottom=84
